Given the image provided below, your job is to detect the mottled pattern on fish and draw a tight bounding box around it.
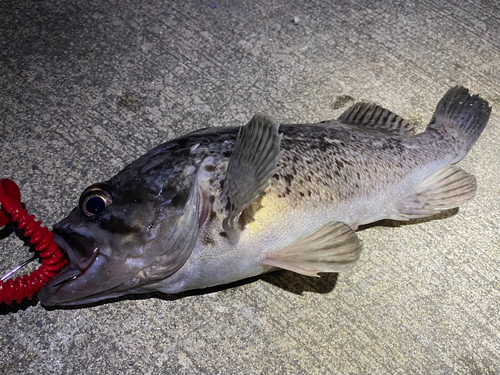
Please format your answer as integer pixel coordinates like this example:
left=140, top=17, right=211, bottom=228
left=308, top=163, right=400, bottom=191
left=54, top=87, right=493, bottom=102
left=275, top=124, right=447, bottom=202
left=150, top=120, right=461, bottom=232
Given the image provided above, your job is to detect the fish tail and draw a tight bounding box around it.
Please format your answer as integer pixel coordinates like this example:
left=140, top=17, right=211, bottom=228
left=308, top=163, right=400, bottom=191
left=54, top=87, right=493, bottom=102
left=393, top=87, right=490, bottom=220
left=425, top=86, right=491, bottom=161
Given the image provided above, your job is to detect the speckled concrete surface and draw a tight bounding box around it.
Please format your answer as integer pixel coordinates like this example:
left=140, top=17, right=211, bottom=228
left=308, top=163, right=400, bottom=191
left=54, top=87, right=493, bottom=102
left=1, top=0, right=500, bottom=374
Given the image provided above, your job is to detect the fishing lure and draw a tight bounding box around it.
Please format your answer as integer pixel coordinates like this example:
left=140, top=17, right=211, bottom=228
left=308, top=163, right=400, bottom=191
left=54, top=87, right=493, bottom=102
left=0, top=179, right=67, bottom=305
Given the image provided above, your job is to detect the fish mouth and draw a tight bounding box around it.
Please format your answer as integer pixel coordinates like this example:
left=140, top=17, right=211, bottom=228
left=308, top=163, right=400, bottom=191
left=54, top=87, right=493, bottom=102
left=45, top=230, right=100, bottom=287
left=53, top=230, right=99, bottom=271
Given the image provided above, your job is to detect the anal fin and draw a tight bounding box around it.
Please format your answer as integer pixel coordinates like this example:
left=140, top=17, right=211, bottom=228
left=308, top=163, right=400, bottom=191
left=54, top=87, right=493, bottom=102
left=261, top=221, right=362, bottom=277
left=395, top=165, right=477, bottom=220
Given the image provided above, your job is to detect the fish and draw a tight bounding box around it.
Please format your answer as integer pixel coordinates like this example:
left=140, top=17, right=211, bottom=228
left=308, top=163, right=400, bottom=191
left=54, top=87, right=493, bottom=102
left=37, top=86, right=491, bottom=306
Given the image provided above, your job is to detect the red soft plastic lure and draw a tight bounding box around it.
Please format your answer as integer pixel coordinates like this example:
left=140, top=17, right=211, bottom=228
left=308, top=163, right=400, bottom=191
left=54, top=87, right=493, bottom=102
left=0, top=179, right=67, bottom=305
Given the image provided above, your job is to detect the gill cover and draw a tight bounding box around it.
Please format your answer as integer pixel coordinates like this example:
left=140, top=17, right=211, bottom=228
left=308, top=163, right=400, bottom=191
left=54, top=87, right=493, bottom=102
left=132, top=174, right=200, bottom=283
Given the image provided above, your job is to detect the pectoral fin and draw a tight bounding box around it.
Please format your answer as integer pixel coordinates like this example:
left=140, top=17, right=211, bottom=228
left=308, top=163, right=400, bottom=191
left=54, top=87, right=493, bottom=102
left=261, top=221, right=362, bottom=277
left=220, top=114, right=283, bottom=243
left=394, top=165, right=476, bottom=220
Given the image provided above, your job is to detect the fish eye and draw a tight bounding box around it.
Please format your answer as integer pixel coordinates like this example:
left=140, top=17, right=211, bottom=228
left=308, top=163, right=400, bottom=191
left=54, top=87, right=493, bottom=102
left=79, top=183, right=115, bottom=217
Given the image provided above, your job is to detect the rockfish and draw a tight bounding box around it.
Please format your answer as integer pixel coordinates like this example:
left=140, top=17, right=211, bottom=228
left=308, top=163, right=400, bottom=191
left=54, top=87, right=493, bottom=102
left=37, top=86, right=491, bottom=306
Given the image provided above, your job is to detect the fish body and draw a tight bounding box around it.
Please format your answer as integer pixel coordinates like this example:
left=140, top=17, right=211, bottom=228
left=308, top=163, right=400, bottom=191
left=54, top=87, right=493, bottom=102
left=38, top=87, right=491, bottom=306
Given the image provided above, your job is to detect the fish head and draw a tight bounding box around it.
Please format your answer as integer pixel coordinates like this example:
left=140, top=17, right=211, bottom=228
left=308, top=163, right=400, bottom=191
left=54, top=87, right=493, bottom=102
left=38, top=145, right=202, bottom=306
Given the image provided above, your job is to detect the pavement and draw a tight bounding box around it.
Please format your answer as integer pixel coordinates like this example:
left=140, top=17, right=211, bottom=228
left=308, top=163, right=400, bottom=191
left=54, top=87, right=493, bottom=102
left=1, top=0, right=500, bottom=374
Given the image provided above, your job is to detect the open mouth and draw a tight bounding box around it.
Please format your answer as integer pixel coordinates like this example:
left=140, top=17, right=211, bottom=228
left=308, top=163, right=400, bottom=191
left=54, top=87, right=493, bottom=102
left=50, top=230, right=100, bottom=286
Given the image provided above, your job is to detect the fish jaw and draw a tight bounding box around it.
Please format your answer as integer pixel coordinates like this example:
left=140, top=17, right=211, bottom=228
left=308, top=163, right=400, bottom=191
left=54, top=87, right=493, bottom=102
left=37, top=228, right=146, bottom=306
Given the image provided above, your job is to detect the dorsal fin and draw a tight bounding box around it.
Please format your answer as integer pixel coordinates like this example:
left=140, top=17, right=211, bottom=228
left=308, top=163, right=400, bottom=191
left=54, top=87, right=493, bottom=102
left=338, top=102, right=415, bottom=135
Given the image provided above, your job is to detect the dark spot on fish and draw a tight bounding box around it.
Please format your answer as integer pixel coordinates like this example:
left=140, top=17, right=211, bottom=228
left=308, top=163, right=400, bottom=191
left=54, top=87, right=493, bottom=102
left=334, top=171, right=340, bottom=177
left=285, top=187, right=291, bottom=195
left=209, top=179, right=214, bottom=184
left=203, top=233, right=215, bottom=246
left=273, top=174, right=280, bottom=181
left=204, top=165, right=216, bottom=172
left=284, top=174, right=294, bottom=185
left=209, top=195, right=215, bottom=204
left=326, top=173, right=332, bottom=179
left=209, top=210, right=217, bottom=222
left=307, top=175, right=312, bottom=182
left=219, top=180, right=225, bottom=190
left=299, top=192, right=304, bottom=197
left=219, top=232, right=228, bottom=238
left=223, top=151, right=232, bottom=158
left=308, top=191, right=312, bottom=197
left=335, top=159, right=344, bottom=170
left=357, top=172, right=360, bottom=180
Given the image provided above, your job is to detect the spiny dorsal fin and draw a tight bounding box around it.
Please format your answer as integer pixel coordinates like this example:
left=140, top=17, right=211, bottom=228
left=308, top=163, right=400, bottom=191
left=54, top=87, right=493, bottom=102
left=261, top=221, right=362, bottom=277
left=391, top=165, right=477, bottom=220
left=338, top=102, right=415, bottom=135
left=220, top=114, right=283, bottom=244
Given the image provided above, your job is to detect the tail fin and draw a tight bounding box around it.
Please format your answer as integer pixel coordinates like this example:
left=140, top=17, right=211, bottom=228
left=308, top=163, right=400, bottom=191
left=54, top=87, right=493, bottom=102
left=426, top=86, right=491, bottom=159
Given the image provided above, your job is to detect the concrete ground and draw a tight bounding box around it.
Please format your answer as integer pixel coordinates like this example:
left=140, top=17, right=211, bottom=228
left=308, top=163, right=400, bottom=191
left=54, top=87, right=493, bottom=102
left=1, top=0, right=500, bottom=374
